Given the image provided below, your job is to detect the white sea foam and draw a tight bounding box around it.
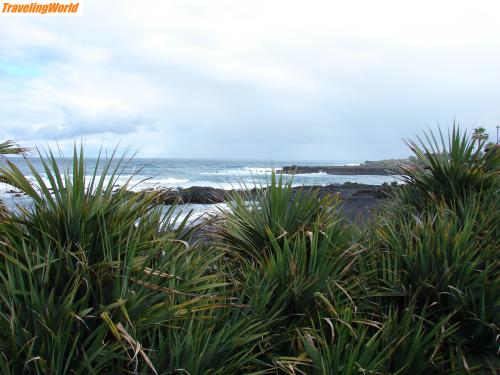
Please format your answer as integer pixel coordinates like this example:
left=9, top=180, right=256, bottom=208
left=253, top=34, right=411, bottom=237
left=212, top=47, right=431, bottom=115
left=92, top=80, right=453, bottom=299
left=0, top=158, right=400, bottom=218
left=200, top=166, right=274, bottom=176
left=288, top=172, right=328, bottom=177
left=167, top=202, right=230, bottom=226
left=140, top=178, right=190, bottom=186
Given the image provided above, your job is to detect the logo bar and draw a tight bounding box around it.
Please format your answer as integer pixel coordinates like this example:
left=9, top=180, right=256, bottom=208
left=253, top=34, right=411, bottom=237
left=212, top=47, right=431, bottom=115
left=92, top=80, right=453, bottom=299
left=2, top=1, right=83, bottom=16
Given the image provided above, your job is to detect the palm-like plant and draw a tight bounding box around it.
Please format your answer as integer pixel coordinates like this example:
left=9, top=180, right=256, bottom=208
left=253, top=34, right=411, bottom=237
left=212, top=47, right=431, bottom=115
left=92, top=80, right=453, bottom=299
left=0, top=140, right=28, bottom=218
left=372, top=206, right=500, bottom=374
left=1, top=127, right=498, bottom=374
left=0, top=140, right=29, bottom=156
left=472, top=127, right=489, bottom=150
left=279, top=302, right=453, bottom=374
left=394, top=125, right=499, bottom=211
left=0, top=146, right=228, bottom=374
left=366, top=125, right=500, bottom=373
left=214, top=171, right=341, bottom=261
left=371, top=190, right=499, bottom=372
left=240, top=223, right=356, bottom=321
left=146, top=306, right=271, bottom=374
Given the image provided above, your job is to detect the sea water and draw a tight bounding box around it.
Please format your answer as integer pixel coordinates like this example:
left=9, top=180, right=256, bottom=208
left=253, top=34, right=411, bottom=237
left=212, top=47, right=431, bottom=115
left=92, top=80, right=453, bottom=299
left=0, top=157, right=399, bottom=223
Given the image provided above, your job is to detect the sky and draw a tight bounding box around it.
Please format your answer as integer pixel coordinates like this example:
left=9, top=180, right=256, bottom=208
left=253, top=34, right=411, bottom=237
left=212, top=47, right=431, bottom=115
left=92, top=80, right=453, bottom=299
left=1, top=0, right=500, bottom=160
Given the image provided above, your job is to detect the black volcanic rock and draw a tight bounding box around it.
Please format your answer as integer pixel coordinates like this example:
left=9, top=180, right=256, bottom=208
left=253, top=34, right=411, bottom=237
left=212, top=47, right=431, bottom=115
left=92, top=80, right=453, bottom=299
left=180, top=186, right=228, bottom=204
left=141, top=186, right=230, bottom=204
left=278, top=165, right=398, bottom=175
left=137, top=182, right=398, bottom=223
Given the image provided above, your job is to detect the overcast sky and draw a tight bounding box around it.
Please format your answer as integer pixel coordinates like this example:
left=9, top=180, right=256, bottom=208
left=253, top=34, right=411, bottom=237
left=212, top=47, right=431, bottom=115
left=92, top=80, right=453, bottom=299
left=1, top=0, right=499, bottom=160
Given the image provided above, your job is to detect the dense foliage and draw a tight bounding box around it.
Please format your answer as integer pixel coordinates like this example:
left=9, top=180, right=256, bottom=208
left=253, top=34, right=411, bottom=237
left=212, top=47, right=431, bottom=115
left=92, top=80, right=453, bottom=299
left=0, top=127, right=498, bottom=374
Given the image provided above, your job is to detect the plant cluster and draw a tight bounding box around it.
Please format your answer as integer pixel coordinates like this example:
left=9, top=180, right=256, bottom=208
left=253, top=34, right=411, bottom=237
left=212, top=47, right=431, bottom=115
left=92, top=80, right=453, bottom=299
left=0, top=126, right=498, bottom=374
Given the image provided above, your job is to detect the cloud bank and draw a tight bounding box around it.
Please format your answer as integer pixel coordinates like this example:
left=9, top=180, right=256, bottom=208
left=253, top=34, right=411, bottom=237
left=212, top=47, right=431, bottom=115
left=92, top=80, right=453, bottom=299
left=1, top=0, right=499, bottom=159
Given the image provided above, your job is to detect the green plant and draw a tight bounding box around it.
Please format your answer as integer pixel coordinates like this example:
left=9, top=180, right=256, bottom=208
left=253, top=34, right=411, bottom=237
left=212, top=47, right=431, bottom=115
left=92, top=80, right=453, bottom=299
left=279, top=303, right=453, bottom=375
left=244, top=224, right=355, bottom=318
left=363, top=125, right=499, bottom=373
left=0, top=126, right=498, bottom=374
left=286, top=311, right=387, bottom=374
left=0, top=140, right=29, bottom=156
left=0, top=140, right=29, bottom=218
left=370, top=202, right=499, bottom=372
left=228, top=223, right=359, bottom=368
left=146, top=306, right=271, bottom=374
left=0, top=146, right=226, bottom=374
left=214, top=172, right=341, bottom=261
left=394, top=125, right=499, bottom=211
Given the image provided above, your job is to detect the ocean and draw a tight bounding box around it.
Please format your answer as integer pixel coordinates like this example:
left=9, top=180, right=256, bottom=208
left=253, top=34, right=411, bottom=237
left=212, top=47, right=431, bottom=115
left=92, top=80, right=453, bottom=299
left=0, top=157, right=399, bottom=223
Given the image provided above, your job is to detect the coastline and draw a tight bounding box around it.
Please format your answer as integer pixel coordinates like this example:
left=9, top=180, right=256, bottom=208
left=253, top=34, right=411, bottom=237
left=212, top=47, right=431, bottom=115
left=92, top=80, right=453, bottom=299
left=277, top=159, right=412, bottom=176
left=139, top=181, right=396, bottom=222
left=278, top=165, right=398, bottom=175
left=1, top=180, right=397, bottom=224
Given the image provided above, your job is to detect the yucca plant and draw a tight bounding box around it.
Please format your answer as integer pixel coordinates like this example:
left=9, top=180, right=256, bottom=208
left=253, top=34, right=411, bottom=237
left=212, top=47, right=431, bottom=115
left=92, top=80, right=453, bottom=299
left=0, top=146, right=227, bottom=374
left=229, top=223, right=359, bottom=368
left=146, top=305, right=271, bottom=374
left=213, top=171, right=362, bottom=363
left=379, top=306, right=456, bottom=374
left=0, top=140, right=29, bottom=218
left=214, top=171, right=341, bottom=261
left=281, top=310, right=387, bottom=374
left=279, top=301, right=453, bottom=375
left=393, top=125, right=499, bottom=212
left=247, top=224, right=356, bottom=318
left=360, top=126, right=500, bottom=373
left=0, top=140, right=29, bottom=156
left=370, top=203, right=499, bottom=373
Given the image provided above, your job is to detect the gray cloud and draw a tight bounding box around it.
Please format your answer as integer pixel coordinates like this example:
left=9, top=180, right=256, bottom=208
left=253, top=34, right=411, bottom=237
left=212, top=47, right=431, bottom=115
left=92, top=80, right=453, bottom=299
left=1, top=0, right=500, bottom=159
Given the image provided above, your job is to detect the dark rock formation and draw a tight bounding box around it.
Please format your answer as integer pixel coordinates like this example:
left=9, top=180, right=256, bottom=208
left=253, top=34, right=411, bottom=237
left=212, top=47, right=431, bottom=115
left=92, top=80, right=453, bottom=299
left=278, top=165, right=398, bottom=175
left=138, top=182, right=397, bottom=224
left=278, top=159, right=416, bottom=176
left=141, top=186, right=230, bottom=205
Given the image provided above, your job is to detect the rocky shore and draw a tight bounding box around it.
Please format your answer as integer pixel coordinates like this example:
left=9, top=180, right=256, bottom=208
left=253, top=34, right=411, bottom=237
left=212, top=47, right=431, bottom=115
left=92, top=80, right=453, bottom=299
left=2, top=182, right=397, bottom=223
left=140, top=181, right=397, bottom=222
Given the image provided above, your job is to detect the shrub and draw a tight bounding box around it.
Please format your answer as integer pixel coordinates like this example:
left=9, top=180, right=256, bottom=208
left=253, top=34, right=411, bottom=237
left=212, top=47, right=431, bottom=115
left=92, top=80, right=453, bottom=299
left=279, top=303, right=453, bottom=374
left=240, top=224, right=355, bottom=319
left=213, top=172, right=341, bottom=261
left=146, top=306, right=270, bottom=374
left=394, top=125, right=499, bottom=211
left=0, top=147, right=226, bottom=374
left=0, top=126, right=497, bottom=374
left=371, top=195, right=499, bottom=372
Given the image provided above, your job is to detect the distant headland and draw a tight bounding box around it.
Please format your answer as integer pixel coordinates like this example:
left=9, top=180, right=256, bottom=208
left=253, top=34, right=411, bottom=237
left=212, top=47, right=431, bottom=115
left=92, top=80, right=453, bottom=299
left=278, top=158, right=414, bottom=175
